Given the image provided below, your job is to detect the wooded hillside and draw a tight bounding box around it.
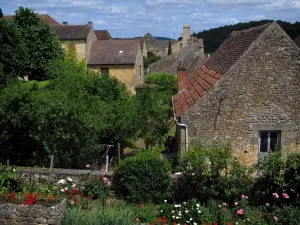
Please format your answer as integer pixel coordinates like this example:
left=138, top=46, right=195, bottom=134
left=194, top=20, right=300, bottom=53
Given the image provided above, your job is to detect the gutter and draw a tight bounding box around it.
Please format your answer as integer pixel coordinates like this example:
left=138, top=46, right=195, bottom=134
left=172, top=96, right=189, bottom=153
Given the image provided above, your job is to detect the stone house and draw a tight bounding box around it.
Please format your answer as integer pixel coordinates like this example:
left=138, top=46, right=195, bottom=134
left=173, top=22, right=300, bottom=165
left=95, top=30, right=112, bottom=40
left=87, top=40, right=144, bottom=94
left=295, top=35, right=300, bottom=47
left=53, top=22, right=97, bottom=61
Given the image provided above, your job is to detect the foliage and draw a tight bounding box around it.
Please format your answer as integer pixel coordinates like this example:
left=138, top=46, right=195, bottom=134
left=13, top=7, right=64, bottom=81
left=0, top=164, right=21, bottom=193
left=82, top=176, right=111, bottom=206
left=0, top=8, right=3, bottom=18
left=284, top=153, right=300, bottom=197
left=176, top=143, right=253, bottom=203
left=0, top=52, right=138, bottom=168
left=144, top=55, right=161, bottom=68
left=113, top=149, right=173, bottom=203
left=168, top=39, right=172, bottom=55
left=251, top=152, right=285, bottom=205
left=196, top=20, right=300, bottom=53
left=145, top=72, right=178, bottom=95
left=0, top=18, right=28, bottom=86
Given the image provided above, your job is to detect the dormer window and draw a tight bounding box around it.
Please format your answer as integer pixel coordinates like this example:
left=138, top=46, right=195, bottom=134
left=119, top=50, right=123, bottom=55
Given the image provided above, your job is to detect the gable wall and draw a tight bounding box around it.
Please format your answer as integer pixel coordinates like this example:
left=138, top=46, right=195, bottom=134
left=86, top=27, right=97, bottom=61
left=181, top=24, right=300, bottom=165
left=60, top=40, right=86, bottom=60
left=133, top=44, right=145, bottom=88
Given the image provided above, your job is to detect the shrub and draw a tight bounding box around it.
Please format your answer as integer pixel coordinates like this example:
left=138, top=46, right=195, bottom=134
left=0, top=164, right=21, bottom=193
left=284, top=153, right=300, bottom=197
left=113, top=149, right=172, bottom=203
left=175, top=143, right=253, bottom=203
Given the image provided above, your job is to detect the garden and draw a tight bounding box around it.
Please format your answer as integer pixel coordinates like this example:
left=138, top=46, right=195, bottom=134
left=1, top=144, right=300, bottom=225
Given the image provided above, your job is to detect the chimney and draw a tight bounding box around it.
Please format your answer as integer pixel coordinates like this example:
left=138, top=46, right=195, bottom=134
left=88, top=21, right=93, bottom=27
left=182, top=24, right=191, bottom=47
left=177, top=61, right=187, bottom=91
left=62, top=22, right=68, bottom=26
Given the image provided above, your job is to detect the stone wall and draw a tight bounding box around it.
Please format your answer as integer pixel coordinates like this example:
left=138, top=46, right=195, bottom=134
left=89, top=65, right=136, bottom=94
left=181, top=23, right=300, bottom=165
left=0, top=200, right=66, bottom=225
left=133, top=44, right=144, bottom=88
left=60, top=40, right=86, bottom=60
left=86, top=27, right=97, bottom=62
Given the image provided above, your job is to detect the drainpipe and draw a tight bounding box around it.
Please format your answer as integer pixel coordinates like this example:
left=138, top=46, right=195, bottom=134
left=172, top=96, right=188, bottom=155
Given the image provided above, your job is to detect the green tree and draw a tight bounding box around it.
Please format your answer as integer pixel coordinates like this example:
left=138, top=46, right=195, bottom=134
left=146, top=72, right=177, bottom=95
left=0, top=8, right=3, bottom=18
left=168, top=39, right=172, bottom=55
left=13, top=7, right=63, bottom=81
left=0, top=18, right=28, bottom=86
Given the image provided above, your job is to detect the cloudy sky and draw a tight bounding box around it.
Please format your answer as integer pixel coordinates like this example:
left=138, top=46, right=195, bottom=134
left=1, top=0, right=300, bottom=38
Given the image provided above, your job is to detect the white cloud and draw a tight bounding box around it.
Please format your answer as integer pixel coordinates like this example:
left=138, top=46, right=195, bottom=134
left=94, top=20, right=106, bottom=25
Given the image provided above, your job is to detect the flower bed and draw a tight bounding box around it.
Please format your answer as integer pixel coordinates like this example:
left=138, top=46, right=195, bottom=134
left=0, top=199, right=66, bottom=225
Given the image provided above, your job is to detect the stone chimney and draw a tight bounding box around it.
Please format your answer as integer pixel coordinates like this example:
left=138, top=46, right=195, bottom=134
left=88, top=21, right=93, bottom=27
left=177, top=61, right=187, bottom=91
left=62, top=22, right=68, bottom=26
left=182, top=24, right=191, bottom=47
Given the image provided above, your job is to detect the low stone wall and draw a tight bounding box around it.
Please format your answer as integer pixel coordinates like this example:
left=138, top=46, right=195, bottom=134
left=0, top=199, right=66, bottom=225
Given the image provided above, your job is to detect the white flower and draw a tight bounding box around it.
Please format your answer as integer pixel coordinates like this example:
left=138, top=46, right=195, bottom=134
left=60, top=189, right=64, bottom=192
left=236, top=222, right=239, bottom=225
left=70, top=201, right=75, bottom=205
left=190, top=218, right=193, bottom=221
left=196, top=204, right=200, bottom=207
left=247, top=218, right=250, bottom=221
left=178, top=205, right=181, bottom=207
left=185, top=210, right=189, bottom=213
left=176, top=216, right=179, bottom=219
left=183, top=202, right=186, bottom=205
left=67, top=177, right=73, bottom=182
left=198, top=210, right=201, bottom=214
left=192, top=173, right=195, bottom=175
left=160, top=210, right=163, bottom=212
left=13, top=169, right=16, bottom=172
left=172, top=216, right=175, bottom=218
left=65, top=187, right=68, bottom=190
left=72, top=183, right=76, bottom=188
left=179, top=211, right=181, bottom=214
left=86, top=164, right=91, bottom=168
left=57, top=179, right=66, bottom=184
left=172, top=210, right=175, bottom=213
left=194, top=223, right=197, bottom=225
left=164, top=200, right=167, bottom=203
left=175, top=205, right=179, bottom=208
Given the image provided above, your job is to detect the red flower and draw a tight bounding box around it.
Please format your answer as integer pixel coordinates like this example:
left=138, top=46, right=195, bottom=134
left=173, top=222, right=177, bottom=225
left=98, top=194, right=101, bottom=198
left=68, top=195, right=73, bottom=199
left=135, top=218, right=140, bottom=222
left=65, top=190, right=69, bottom=194
left=223, top=208, right=227, bottom=212
left=139, top=203, right=144, bottom=208
left=213, top=222, right=218, bottom=225
left=72, top=189, right=78, bottom=195
left=74, top=199, right=78, bottom=204
left=26, top=198, right=33, bottom=205
left=226, top=223, right=233, bottom=225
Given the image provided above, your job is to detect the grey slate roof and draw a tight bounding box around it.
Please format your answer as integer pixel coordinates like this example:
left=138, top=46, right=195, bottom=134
left=149, top=42, right=206, bottom=76
left=53, top=25, right=91, bottom=40
left=88, top=40, right=140, bottom=65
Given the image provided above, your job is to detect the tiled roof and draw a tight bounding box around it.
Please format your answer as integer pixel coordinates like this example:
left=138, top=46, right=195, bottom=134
left=187, top=55, right=206, bottom=79
left=295, top=35, right=300, bottom=47
left=173, top=23, right=270, bottom=118
left=95, top=30, right=112, bottom=40
left=115, top=38, right=145, bottom=49
left=53, top=25, right=91, bottom=40
left=149, top=42, right=205, bottom=75
left=88, top=40, right=140, bottom=65
left=3, top=14, right=60, bottom=27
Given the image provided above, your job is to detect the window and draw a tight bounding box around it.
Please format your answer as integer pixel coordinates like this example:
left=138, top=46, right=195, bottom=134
left=259, top=131, right=281, bottom=152
left=119, top=50, right=123, bottom=55
left=101, top=67, right=109, bottom=76
left=140, top=65, right=142, bottom=76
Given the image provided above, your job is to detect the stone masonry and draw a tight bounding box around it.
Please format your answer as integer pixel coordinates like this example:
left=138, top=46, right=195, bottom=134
left=0, top=200, right=66, bottom=225
left=180, top=23, right=300, bottom=165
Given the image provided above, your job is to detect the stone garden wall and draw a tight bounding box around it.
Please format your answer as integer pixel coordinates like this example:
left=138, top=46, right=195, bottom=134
left=0, top=199, right=66, bottom=225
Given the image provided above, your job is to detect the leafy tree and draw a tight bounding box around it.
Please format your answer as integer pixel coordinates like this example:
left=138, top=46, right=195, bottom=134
left=146, top=72, right=177, bottom=95
left=0, top=8, right=3, bottom=18
left=143, top=55, right=161, bottom=69
left=0, top=18, right=28, bottom=86
left=168, top=39, right=172, bottom=55
left=13, top=7, right=63, bottom=81
left=0, top=53, right=138, bottom=168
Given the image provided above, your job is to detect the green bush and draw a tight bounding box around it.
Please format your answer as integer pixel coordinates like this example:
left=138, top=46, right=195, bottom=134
left=284, top=153, right=300, bottom=197
left=175, top=143, right=253, bottom=203
left=0, top=164, right=21, bottom=193
left=113, top=149, right=173, bottom=203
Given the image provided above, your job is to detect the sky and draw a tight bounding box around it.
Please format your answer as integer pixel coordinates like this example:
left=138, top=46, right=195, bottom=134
left=1, top=0, right=300, bottom=38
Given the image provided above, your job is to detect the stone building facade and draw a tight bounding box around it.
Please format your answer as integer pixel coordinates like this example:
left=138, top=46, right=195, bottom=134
left=173, top=22, right=300, bottom=165
left=87, top=40, right=144, bottom=94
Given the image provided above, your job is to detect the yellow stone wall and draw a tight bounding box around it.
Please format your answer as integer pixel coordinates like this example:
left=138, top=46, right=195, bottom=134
left=89, top=65, right=136, bottom=94
left=60, top=40, right=86, bottom=60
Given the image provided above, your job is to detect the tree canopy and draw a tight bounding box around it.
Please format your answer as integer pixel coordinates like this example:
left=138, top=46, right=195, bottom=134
left=13, top=7, right=64, bottom=81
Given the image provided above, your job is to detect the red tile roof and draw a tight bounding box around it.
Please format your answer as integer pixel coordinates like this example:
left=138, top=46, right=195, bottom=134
left=3, top=14, right=60, bottom=27
left=173, top=23, right=270, bottom=118
left=95, top=30, right=112, bottom=40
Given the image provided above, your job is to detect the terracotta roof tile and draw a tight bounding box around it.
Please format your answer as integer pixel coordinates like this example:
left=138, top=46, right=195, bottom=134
left=173, top=23, right=271, bottom=117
